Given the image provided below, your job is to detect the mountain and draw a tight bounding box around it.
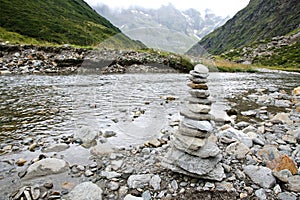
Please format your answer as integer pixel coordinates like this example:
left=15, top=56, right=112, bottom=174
left=0, top=0, right=145, bottom=48
left=187, top=0, right=300, bottom=55
left=95, top=4, right=229, bottom=54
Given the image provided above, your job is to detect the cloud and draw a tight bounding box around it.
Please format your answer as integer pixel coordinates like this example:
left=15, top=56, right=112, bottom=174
left=84, top=0, right=250, bottom=17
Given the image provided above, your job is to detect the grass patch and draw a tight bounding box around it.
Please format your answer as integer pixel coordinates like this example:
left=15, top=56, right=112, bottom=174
left=0, top=0, right=144, bottom=49
left=201, top=57, right=258, bottom=73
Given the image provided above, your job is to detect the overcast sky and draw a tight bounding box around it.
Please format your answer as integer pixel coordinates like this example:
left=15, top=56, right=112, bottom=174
left=84, top=0, right=250, bottom=17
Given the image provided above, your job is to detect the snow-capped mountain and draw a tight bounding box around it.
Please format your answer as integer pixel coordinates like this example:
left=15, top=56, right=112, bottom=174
left=95, top=3, right=229, bottom=53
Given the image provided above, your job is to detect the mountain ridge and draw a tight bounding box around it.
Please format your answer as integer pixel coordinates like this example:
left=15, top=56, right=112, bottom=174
left=187, top=0, right=300, bottom=55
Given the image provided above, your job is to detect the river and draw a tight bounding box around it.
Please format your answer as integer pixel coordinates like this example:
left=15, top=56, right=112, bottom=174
left=1, top=71, right=299, bottom=149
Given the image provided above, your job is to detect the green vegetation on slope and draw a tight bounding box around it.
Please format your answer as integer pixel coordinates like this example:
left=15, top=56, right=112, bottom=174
left=187, top=0, right=300, bottom=55
left=253, top=41, right=300, bottom=68
left=0, top=0, right=144, bottom=48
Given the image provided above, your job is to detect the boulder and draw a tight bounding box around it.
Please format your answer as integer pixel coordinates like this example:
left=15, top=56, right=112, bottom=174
left=127, top=174, right=153, bottom=189
left=243, top=165, right=276, bottom=188
left=287, top=176, right=300, bottom=192
left=226, top=142, right=250, bottom=159
left=271, top=113, right=293, bottom=125
left=74, top=127, right=98, bottom=147
left=164, top=148, right=222, bottom=176
left=217, top=128, right=253, bottom=147
left=256, top=145, right=280, bottom=163
left=66, top=182, right=103, bottom=200
left=25, top=158, right=68, bottom=179
left=90, top=143, right=114, bottom=156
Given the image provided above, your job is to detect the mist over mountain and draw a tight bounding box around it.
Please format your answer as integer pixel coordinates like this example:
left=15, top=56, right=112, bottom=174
left=94, top=3, right=229, bottom=53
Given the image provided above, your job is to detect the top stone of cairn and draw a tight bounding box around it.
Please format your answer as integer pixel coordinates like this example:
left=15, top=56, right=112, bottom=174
left=194, top=64, right=209, bottom=74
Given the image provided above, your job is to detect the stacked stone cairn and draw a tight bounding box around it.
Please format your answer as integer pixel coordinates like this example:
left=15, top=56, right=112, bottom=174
left=162, top=64, right=225, bottom=181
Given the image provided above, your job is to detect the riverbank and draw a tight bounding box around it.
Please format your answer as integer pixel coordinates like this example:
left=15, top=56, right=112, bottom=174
left=0, top=71, right=299, bottom=199
left=0, top=44, right=194, bottom=75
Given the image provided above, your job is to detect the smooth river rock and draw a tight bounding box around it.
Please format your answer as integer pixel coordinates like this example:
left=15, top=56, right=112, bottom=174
left=90, top=143, right=115, bottom=156
left=66, top=182, right=103, bottom=200
left=74, top=127, right=98, bottom=148
left=194, top=64, right=209, bottom=74
left=127, top=174, right=153, bottom=189
left=42, top=143, right=69, bottom=153
left=25, top=158, right=68, bottom=179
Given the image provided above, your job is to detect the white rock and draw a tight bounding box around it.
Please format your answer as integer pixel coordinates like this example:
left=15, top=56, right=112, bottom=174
left=127, top=174, right=153, bottom=189
left=124, top=194, right=143, bottom=200
left=194, top=64, right=209, bottom=74
left=67, top=182, right=103, bottom=200
left=25, top=158, right=68, bottom=179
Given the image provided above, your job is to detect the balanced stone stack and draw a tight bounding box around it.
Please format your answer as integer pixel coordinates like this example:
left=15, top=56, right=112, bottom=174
left=162, top=64, right=225, bottom=181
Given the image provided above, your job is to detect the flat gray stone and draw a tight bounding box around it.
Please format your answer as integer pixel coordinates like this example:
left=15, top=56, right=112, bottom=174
left=66, top=182, right=103, bottom=200
left=277, top=192, right=297, bottom=200
left=163, top=147, right=222, bottom=176
left=189, top=89, right=210, bottom=98
left=42, top=143, right=69, bottom=153
left=180, top=107, right=213, bottom=121
left=243, top=165, right=276, bottom=188
left=172, top=133, right=206, bottom=150
left=185, top=96, right=212, bottom=105
left=179, top=125, right=211, bottom=138
left=25, top=158, right=68, bottom=179
left=127, top=174, right=153, bottom=189
left=287, top=175, right=300, bottom=192
left=185, top=103, right=211, bottom=114
left=190, top=70, right=209, bottom=79
left=272, top=170, right=292, bottom=183
left=181, top=118, right=213, bottom=132
left=172, top=137, right=220, bottom=158
left=162, top=157, right=225, bottom=181
left=188, top=75, right=207, bottom=83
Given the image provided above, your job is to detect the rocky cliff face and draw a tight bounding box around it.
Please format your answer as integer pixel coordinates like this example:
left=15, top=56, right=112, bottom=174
left=220, top=31, right=300, bottom=67
left=187, top=0, right=300, bottom=55
left=95, top=4, right=229, bottom=54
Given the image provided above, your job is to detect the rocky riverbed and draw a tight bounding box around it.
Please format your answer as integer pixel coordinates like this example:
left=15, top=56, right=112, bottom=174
left=0, top=69, right=299, bottom=199
left=0, top=43, right=191, bottom=75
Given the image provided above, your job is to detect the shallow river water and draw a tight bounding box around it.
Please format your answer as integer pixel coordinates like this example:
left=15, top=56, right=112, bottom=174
left=1, top=71, right=299, bottom=149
